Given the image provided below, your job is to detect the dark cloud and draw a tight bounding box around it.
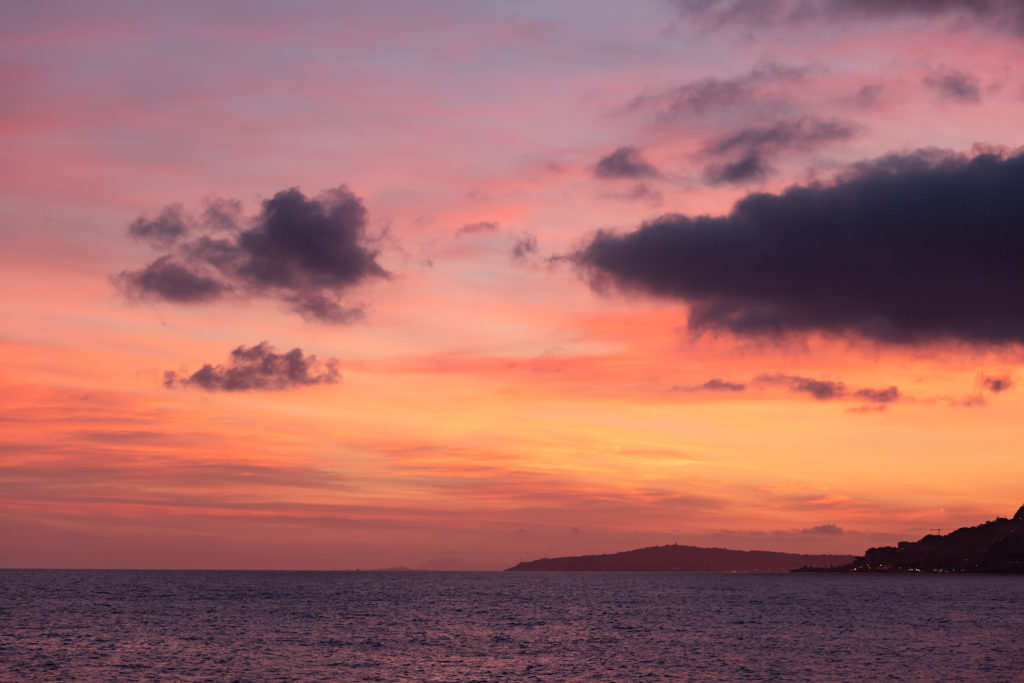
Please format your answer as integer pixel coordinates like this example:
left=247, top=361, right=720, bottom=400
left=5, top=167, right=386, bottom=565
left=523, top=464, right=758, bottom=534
left=757, top=374, right=847, bottom=399
left=202, top=197, right=244, bottom=232
left=594, top=147, right=659, bottom=179
left=981, top=374, right=1013, bottom=393
left=923, top=69, right=981, bottom=102
left=627, top=63, right=808, bottom=121
left=836, top=147, right=958, bottom=181
left=128, top=205, right=188, bottom=248
left=704, top=153, right=773, bottom=185
left=702, top=116, right=859, bottom=184
left=602, top=183, right=664, bottom=205
left=706, top=116, right=859, bottom=156
left=670, top=0, right=1024, bottom=34
left=670, top=378, right=747, bottom=392
left=855, top=84, right=884, bottom=106
left=854, top=386, right=901, bottom=404
left=680, top=374, right=900, bottom=405
left=286, top=292, right=365, bottom=325
left=455, top=221, right=499, bottom=237
left=164, top=342, right=339, bottom=392
left=801, top=523, right=844, bottom=535
left=117, top=255, right=229, bottom=303
left=824, top=0, right=1022, bottom=25
left=958, top=394, right=988, bottom=407
left=114, top=185, right=388, bottom=322
left=701, top=378, right=747, bottom=391
left=575, top=149, right=1024, bottom=345
left=512, top=233, right=539, bottom=262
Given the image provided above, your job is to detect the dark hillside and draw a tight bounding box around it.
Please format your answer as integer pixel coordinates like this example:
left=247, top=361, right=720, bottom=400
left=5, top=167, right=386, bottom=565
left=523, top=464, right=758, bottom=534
left=846, top=504, right=1024, bottom=572
left=506, top=544, right=853, bottom=572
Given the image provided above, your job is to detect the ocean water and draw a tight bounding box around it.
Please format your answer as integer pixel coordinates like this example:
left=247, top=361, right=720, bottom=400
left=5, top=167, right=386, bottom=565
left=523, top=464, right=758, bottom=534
left=2, top=570, right=1022, bottom=681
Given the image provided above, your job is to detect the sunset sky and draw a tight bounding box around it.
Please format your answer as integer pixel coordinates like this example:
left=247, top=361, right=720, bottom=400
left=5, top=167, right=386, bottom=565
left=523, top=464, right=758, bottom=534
left=4, top=0, right=1024, bottom=570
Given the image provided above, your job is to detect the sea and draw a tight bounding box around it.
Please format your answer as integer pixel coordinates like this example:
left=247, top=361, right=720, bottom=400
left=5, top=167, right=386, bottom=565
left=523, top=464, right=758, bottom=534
left=2, top=570, right=1022, bottom=681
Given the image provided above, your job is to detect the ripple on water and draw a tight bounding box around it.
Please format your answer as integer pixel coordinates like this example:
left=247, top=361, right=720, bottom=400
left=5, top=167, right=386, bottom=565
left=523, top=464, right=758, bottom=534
left=1, top=570, right=1023, bottom=681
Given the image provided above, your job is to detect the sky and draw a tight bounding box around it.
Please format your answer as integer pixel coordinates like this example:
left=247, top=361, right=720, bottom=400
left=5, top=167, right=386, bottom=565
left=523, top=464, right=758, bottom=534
left=3, top=0, right=1024, bottom=570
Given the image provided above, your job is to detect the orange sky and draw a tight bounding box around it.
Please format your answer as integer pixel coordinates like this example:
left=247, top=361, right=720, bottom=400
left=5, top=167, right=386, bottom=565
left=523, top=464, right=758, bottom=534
left=3, top=1, right=1024, bottom=569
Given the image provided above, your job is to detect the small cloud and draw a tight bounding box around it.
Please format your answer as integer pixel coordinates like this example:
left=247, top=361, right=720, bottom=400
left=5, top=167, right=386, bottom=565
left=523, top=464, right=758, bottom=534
left=704, top=153, right=773, bottom=185
left=980, top=374, right=1013, bottom=393
left=201, top=197, right=244, bottom=232
left=957, top=394, right=988, bottom=407
left=594, top=147, right=659, bottom=179
left=800, top=523, right=845, bottom=535
left=757, top=374, right=846, bottom=400
left=701, top=116, right=858, bottom=184
left=670, top=378, right=747, bottom=392
left=923, top=69, right=981, bottom=103
left=705, top=116, right=859, bottom=157
left=854, top=386, right=901, bottom=404
left=117, top=255, right=229, bottom=303
left=455, top=221, right=499, bottom=237
left=512, top=232, right=538, bottom=262
left=627, top=63, right=809, bottom=121
left=128, top=204, right=189, bottom=249
left=164, top=341, right=339, bottom=392
left=856, top=84, right=884, bottom=106
left=700, top=378, right=747, bottom=391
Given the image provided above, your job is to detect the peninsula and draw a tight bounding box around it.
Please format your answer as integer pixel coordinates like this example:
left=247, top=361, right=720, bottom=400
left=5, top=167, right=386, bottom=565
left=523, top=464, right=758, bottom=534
left=506, top=544, right=854, bottom=572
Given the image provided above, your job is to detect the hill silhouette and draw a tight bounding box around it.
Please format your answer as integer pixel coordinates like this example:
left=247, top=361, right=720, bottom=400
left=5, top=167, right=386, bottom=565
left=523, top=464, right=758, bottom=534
left=835, top=504, right=1024, bottom=572
left=506, top=544, right=853, bottom=573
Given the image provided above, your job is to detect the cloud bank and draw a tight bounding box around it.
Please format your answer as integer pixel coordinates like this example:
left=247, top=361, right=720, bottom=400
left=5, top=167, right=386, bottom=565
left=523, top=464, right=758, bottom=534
left=115, top=186, right=388, bottom=323
left=164, top=342, right=339, bottom=392
left=576, top=149, right=1024, bottom=345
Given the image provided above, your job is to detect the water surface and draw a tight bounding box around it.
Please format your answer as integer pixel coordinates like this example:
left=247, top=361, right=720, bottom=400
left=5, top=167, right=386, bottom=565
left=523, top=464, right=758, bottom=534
left=2, top=570, right=1021, bottom=681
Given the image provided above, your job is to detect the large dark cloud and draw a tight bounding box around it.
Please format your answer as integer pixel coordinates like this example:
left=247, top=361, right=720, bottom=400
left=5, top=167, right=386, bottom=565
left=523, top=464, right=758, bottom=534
left=670, top=0, right=1024, bottom=33
left=576, top=149, right=1024, bottom=345
left=164, top=342, right=339, bottom=392
left=627, top=63, right=808, bottom=121
left=115, top=186, right=388, bottom=323
left=703, top=116, right=859, bottom=185
left=594, top=147, right=659, bottom=179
